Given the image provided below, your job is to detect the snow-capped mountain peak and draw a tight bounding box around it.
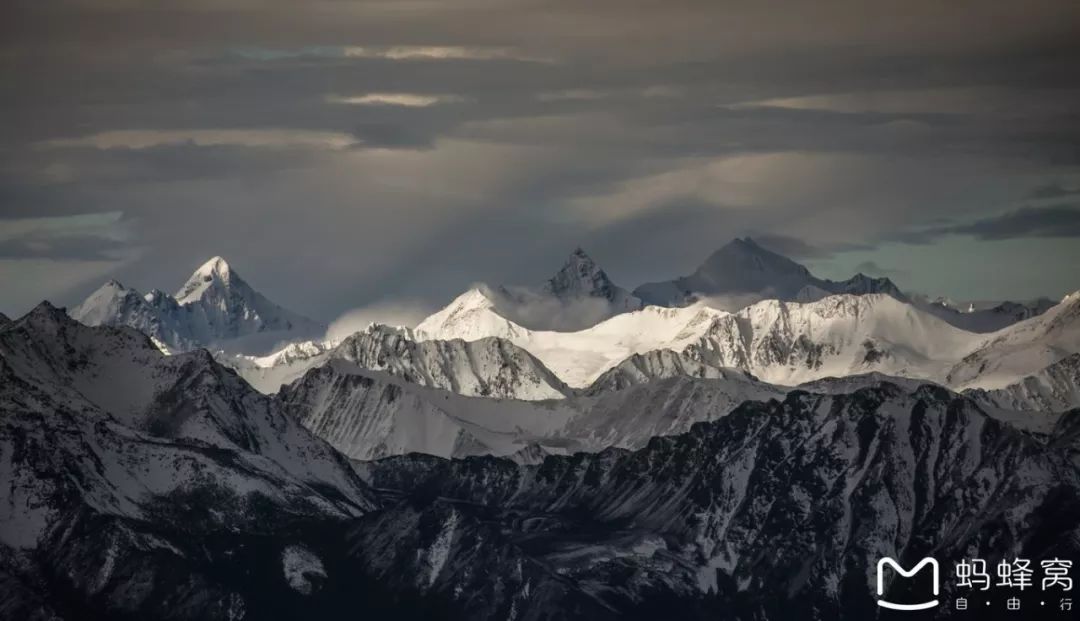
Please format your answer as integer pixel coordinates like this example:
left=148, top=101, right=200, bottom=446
left=415, top=286, right=530, bottom=342
left=69, top=279, right=150, bottom=327
left=174, top=255, right=237, bottom=304
left=71, top=255, right=324, bottom=355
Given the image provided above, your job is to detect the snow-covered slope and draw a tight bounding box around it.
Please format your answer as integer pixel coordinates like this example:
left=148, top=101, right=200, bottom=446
left=226, top=323, right=572, bottom=399
left=584, top=349, right=760, bottom=395
left=687, top=293, right=978, bottom=386
left=414, top=286, right=529, bottom=342
left=947, top=290, right=1080, bottom=389
left=220, top=339, right=334, bottom=393
left=411, top=248, right=641, bottom=336
left=68, top=280, right=191, bottom=353
left=71, top=256, right=324, bottom=355
left=965, top=353, right=1080, bottom=413
left=417, top=296, right=726, bottom=386
left=0, top=302, right=372, bottom=509
left=330, top=325, right=572, bottom=400
left=278, top=356, right=787, bottom=458
left=0, top=309, right=386, bottom=621
left=278, top=361, right=577, bottom=460
left=914, top=296, right=1057, bottom=333
left=419, top=290, right=981, bottom=388
left=633, top=237, right=904, bottom=308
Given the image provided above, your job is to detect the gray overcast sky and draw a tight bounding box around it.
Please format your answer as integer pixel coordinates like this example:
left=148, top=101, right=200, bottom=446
left=2, top=0, right=1080, bottom=321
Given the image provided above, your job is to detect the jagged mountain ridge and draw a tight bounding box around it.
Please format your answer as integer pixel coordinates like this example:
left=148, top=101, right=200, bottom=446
left=222, top=338, right=336, bottom=394
left=0, top=303, right=394, bottom=620
left=416, top=285, right=1080, bottom=393
left=0, top=303, right=373, bottom=504
left=542, top=247, right=642, bottom=309
left=321, top=325, right=572, bottom=400
left=71, top=256, right=324, bottom=355
left=225, top=323, right=573, bottom=398
left=912, top=295, right=1058, bottom=333
left=965, top=353, right=1080, bottom=415
left=416, top=296, right=729, bottom=386
left=220, top=283, right=1080, bottom=447
left=583, top=349, right=758, bottom=395
left=278, top=343, right=1072, bottom=464
left=419, top=291, right=976, bottom=388
left=483, top=248, right=643, bottom=332
left=277, top=357, right=788, bottom=459
left=356, top=384, right=1080, bottom=620
left=947, top=291, right=1080, bottom=389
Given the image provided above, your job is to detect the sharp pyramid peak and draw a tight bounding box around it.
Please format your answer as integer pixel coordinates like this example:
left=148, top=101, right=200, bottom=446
left=176, top=255, right=246, bottom=302
left=555, top=247, right=602, bottom=272
left=85, top=279, right=132, bottom=296
left=22, top=300, right=74, bottom=326
left=721, top=236, right=775, bottom=254
left=567, top=246, right=596, bottom=261
left=700, top=236, right=803, bottom=267
left=194, top=256, right=233, bottom=279
left=545, top=247, right=616, bottom=295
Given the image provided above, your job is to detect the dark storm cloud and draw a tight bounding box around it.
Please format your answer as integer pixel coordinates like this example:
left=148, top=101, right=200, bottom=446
left=890, top=204, right=1080, bottom=245
left=947, top=204, right=1080, bottom=240
left=2, top=0, right=1080, bottom=316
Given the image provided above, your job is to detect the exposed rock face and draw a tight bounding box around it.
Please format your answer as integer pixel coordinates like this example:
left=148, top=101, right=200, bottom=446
left=539, top=247, right=643, bottom=312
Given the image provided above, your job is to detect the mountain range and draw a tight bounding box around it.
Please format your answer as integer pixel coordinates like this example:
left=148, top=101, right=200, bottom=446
left=5, top=238, right=1080, bottom=620
left=68, top=239, right=1056, bottom=364
left=5, top=306, right=1077, bottom=620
